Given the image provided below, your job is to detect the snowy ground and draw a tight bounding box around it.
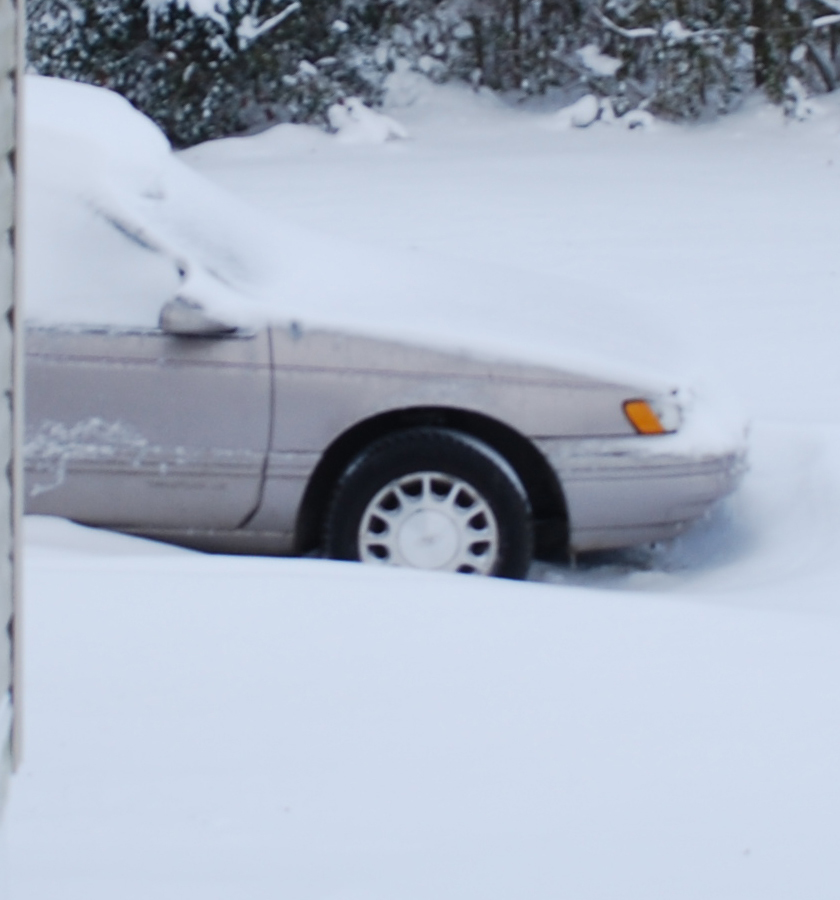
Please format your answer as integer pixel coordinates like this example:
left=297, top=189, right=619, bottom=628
left=6, top=83, right=840, bottom=897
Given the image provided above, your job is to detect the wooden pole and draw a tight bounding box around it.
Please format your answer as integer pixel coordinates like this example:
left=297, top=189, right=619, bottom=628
left=0, top=0, right=19, bottom=802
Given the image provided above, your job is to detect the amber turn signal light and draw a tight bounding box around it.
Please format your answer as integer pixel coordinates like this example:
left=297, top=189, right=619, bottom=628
left=624, top=400, right=666, bottom=434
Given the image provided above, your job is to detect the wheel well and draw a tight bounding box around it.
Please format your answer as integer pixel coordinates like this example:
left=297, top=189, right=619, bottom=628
left=294, top=407, right=569, bottom=561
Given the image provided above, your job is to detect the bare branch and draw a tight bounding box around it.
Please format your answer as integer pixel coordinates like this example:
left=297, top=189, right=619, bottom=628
left=805, top=40, right=837, bottom=90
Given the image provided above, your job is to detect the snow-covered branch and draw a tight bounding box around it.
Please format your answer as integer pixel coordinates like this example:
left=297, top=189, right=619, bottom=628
left=813, top=14, right=840, bottom=28
left=577, top=44, right=622, bottom=76
left=237, top=1, right=301, bottom=47
left=591, top=8, right=657, bottom=40
left=661, top=19, right=731, bottom=43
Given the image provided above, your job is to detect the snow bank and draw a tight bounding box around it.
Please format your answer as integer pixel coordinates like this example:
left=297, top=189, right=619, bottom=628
left=327, top=97, right=408, bottom=143
left=545, top=94, right=656, bottom=130
left=547, top=93, right=602, bottom=128
left=9, top=516, right=840, bottom=899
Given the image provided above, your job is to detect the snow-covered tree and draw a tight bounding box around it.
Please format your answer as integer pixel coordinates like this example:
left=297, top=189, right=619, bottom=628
left=27, top=0, right=386, bottom=145
left=26, top=0, right=840, bottom=145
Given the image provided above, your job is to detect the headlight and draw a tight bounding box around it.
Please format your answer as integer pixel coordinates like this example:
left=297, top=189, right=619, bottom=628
left=623, top=395, right=681, bottom=434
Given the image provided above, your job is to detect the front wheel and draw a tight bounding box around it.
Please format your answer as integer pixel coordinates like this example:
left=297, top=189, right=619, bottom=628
left=323, top=428, right=533, bottom=579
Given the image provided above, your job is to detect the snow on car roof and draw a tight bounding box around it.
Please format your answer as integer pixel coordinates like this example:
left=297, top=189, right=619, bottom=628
left=23, top=75, right=683, bottom=392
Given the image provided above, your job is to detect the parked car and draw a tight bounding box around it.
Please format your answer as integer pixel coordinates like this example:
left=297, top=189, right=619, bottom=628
left=23, top=76, right=746, bottom=578
left=24, top=293, right=745, bottom=578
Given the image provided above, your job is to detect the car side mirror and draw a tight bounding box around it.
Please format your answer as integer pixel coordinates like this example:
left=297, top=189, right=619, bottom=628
left=159, top=296, right=238, bottom=337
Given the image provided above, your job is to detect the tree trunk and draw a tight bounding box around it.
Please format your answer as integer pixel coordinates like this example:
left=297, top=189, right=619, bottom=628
left=752, top=0, right=770, bottom=88
left=510, top=0, right=521, bottom=87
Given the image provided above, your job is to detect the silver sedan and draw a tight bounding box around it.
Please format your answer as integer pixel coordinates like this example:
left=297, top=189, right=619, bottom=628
left=25, top=296, right=745, bottom=579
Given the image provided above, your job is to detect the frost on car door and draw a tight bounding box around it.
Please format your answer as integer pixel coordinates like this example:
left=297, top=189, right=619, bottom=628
left=24, top=326, right=272, bottom=530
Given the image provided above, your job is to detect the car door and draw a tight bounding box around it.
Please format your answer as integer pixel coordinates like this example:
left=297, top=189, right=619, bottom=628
left=24, top=324, right=272, bottom=531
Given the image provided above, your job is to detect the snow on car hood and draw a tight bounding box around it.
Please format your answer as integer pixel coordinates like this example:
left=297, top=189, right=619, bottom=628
left=24, top=75, right=690, bottom=394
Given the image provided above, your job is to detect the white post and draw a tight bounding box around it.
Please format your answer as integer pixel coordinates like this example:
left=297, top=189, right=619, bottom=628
left=0, top=0, right=19, bottom=806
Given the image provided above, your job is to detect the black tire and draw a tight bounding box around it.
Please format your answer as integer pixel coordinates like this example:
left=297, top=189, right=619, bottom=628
left=324, top=427, right=533, bottom=579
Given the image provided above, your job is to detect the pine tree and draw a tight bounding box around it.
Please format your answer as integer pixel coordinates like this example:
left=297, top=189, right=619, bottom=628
left=26, top=0, right=840, bottom=146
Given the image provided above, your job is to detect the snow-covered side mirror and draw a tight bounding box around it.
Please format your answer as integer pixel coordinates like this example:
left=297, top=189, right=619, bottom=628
left=159, top=296, right=238, bottom=336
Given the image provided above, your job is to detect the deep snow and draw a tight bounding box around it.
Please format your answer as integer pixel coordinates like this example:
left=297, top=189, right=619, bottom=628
left=6, top=76, right=840, bottom=898
left=9, top=515, right=840, bottom=900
